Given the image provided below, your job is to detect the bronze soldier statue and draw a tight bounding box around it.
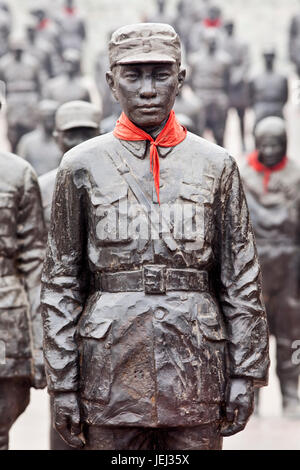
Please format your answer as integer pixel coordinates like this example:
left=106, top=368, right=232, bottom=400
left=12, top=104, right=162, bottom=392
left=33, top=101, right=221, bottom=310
left=0, top=37, right=41, bottom=152
left=241, top=116, right=300, bottom=417
left=223, top=20, right=250, bottom=151
left=25, top=19, right=54, bottom=80
left=17, top=100, right=60, bottom=177
left=189, top=29, right=231, bottom=145
left=41, top=23, right=269, bottom=450
left=288, top=9, right=300, bottom=77
left=249, top=47, right=288, bottom=127
left=0, top=100, right=46, bottom=450
left=42, top=48, right=91, bottom=105
left=53, top=0, right=87, bottom=53
left=0, top=9, right=10, bottom=59
left=39, top=100, right=102, bottom=231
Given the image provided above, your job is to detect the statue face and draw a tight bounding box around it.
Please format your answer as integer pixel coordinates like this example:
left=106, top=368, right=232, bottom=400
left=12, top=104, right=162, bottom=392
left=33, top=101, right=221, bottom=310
left=257, top=134, right=286, bottom=167
left=107, top=63, right=185, bottom=130
left=56, top=126, right=98, bottom=153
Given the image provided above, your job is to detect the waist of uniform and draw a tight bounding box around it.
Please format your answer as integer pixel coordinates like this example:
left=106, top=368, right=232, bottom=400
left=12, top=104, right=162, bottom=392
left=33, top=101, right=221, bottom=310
left=94, top=265, right=209, bottom=295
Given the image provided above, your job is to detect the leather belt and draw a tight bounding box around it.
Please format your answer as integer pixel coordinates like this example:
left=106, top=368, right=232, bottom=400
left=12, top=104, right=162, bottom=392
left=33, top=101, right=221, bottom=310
left=97, top=265, right=209, bottom=295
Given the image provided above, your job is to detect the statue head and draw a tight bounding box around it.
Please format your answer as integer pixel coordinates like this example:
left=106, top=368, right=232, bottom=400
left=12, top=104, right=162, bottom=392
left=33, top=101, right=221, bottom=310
left=63, top=48, right=82, bottom=77
left=38, top=100, right=59, bottom=135
left=255, top=116, right=287, bottom=167
left=106, top=23, right=185, bottom=132
left=263, top=46, right=276, bottom=70
left=224, top=20, right=235, bottom=37
left=54, top=100, right=102, bottom=153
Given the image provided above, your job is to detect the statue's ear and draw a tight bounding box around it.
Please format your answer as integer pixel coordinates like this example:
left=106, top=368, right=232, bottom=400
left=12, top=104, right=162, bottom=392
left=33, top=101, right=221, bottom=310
left=106, top=71, right=119, bottom=102
left=177, top=68, right=186, bottom=93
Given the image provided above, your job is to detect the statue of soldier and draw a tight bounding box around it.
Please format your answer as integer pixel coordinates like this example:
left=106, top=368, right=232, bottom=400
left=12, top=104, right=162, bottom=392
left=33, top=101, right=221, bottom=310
left=173, top=0, right=210, bottom=54
left=189, top=29, right=231, bottom=145
left=145, top=0, right=174, bottom=25
left=25, top=19, right=54, bottom=80
left=188, top=4, right=224, bottom=54
left=17, top=100, right=61, bottom=177
left=41, top=23, right=269, bottom=450
left=42, top=48, right=91, bottom=105
left=53, top=0, right=87, bottom=53
left=223, top=20, right=250, bottom=151
left=39, top=100, right=102, bottom=231
left=241, top=116, right=300, bottom=417
left=288, top=9, right=300, bottom=77
left=0, top=9, right=10, bottom=59
left=249, top=47, right=288, bottom=127
left=0, top=38, right=41, bottom=152
left=0, top=102, right=46, bottom=450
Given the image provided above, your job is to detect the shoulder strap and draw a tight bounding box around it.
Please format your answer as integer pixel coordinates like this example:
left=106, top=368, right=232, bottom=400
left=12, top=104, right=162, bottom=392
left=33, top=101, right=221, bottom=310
left=106, top=147, right=189, bottom=267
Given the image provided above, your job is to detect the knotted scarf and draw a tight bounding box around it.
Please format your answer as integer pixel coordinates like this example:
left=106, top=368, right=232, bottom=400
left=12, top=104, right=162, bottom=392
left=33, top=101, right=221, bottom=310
left=248, top=150, right=287, bottom=192
left=113, top=110, right=187, bottom=204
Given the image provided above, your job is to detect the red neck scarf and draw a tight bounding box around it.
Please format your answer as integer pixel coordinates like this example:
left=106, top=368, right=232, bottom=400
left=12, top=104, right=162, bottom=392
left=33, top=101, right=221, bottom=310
left=113, top=110, right=187, bottom=204
left=204, top=18, right=221, bottom=28
left=64, top=7, right=76, bottom=15
left=248, top=150, right=287, bottom=192
left=37, top=18, right=50, bottom=30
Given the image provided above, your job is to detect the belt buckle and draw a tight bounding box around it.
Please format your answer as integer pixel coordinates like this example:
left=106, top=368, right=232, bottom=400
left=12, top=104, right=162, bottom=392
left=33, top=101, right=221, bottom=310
left=143, top=265, right=166, bottom=294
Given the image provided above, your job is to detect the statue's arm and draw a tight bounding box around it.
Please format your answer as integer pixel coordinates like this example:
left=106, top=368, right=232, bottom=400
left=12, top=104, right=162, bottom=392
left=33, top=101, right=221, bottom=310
left=16, top=165, right=47, bottom=388
left=216, top=156, right=270, bottom=436
left=41, top=162, right=87, bottom=447
left=41, top=162, right=87, bottom=394
left=217, top=156, right=270, bottom=388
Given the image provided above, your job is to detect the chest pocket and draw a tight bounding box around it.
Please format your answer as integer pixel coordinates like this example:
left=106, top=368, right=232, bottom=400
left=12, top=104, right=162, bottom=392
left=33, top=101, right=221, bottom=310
left=0, top=194, right=16, bottom=236
left=91, top=184, right=132, bottom=245
left=177, top=182, right=207, bottom=246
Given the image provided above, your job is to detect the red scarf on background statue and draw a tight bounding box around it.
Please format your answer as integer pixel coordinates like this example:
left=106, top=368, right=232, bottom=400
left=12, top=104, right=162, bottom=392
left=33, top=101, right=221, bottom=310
left=203, top=18, right=221, bottom=28
left=248, top=150, right=287, bottom=192
left=113, top=110, right=187, bottom=204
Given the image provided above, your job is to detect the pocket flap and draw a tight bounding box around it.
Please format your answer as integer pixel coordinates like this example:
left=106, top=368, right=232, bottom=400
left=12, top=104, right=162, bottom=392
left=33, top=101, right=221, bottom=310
left=91, top=184, right=128, bottom=206
left=0, top=194, right=14, bottom=208
left=79, top=318, right=113, bottom=339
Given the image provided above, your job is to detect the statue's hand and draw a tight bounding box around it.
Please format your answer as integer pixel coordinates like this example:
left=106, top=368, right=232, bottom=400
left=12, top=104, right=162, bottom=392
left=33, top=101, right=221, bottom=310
left=52, top=392, right=85, bottom=448
left=32, top=361, right=47, bottom=389
left=221, top=378, right=254, bottom=437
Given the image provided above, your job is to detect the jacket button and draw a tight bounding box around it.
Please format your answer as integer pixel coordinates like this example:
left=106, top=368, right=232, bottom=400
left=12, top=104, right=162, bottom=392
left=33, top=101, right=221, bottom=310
left=154, top=308, right=166, bottom=320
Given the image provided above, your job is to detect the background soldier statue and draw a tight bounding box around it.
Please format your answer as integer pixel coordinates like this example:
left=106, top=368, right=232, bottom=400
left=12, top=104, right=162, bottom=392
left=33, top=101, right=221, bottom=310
left=17, top=100, right=60, bottom=177
left=39, top=100, right=102, bottom=231
left=0, top=102, right=46, bottom=451
left=223, top=20, right=250, bottom=151
left=288, top=8, right=300, bottom=77
left=42, top=48, right=92, bottom=105
left=189, top=29, right=231, bottom=145
left=0, top=37, right=41, bottom=152
left=249, top=47, right=288, bottom=127
left=241, top=117, right=300, bottom=418
left=54, top=0, right=87, bottom=53
left=41, top=23, right=269, bottom=450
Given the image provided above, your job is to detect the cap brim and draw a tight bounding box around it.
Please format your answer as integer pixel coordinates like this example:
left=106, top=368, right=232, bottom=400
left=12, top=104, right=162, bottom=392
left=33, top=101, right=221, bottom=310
left=117, top=53, right=176, bottom=65
left=58, top=120, right=99, bottom=131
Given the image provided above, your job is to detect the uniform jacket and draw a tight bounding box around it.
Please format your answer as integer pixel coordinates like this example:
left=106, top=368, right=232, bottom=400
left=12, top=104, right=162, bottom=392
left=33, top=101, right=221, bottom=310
left=18, top=128, right=61, bottom=177
left=240, top=158, right=300, bottom=338
left=41, top=131, right=269, bottom=428
left=0, top=151, right=46, bottom=379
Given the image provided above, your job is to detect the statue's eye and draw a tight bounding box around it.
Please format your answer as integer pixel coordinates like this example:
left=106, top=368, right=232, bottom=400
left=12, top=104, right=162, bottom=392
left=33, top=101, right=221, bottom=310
left=124, top=72, right=139, bottom=80
left=156, top=72, right=170, bottom=80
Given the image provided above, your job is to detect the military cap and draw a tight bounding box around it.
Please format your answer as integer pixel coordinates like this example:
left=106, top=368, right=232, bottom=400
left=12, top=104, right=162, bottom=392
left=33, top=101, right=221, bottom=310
left=55, top=101, right=102, bottom=132
left=109, top=23, right=181, bottom=68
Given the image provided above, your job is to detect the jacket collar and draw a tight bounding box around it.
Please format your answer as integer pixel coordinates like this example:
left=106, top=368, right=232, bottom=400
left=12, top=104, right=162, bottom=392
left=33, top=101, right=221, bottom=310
left=119, top=139, right=173, bottom=160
